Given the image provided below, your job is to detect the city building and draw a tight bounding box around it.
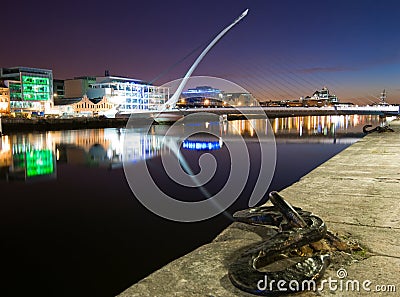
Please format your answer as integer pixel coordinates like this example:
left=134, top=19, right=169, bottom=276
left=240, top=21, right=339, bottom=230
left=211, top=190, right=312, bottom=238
left=179, top=86, right=225, bottom=108
left=0, top=81, right=10, bottom=114
left=64, top=76, right=96, bottom=99
left=57, top=73, right=169, bottom=116
left=53, top=79, right=65, bottom=100
left=182, top=86, right=223, bottom=100
left=179, top=86, right=255, bottom=107
left=71, top=95, right=116, bottom=117
left=87, top=75, right=169, bottom=114
left=0, top=67, right=53, bottom=115
left=308, top=87, right=339, bottom=103
left=224, top=92, right=255, bottom=106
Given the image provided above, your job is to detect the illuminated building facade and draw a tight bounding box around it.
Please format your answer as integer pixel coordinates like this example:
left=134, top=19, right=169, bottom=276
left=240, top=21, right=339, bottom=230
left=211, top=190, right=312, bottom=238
left=0, top=67, right=53, bottom=115
left=60, top=75, right=169, bottom=115
left=72, top=95, right=116, bottom=116
left=0, top=83, right=10, bottom=114
left=87, top=76, right=169, bottom=113
left=180, top=86, right=255, bottom=107
left=182, top=86, right=223, bottom=100
left=178, top=86, right=225, bottom=108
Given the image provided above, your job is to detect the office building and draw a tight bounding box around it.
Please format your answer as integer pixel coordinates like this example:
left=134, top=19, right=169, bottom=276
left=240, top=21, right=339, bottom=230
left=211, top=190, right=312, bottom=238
left=0, top=67, right=53, bottom=115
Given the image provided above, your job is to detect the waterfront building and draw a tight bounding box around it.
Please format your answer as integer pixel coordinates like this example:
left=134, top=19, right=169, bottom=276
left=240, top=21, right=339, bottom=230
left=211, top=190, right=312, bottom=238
left=179, top=86, right=225, bottom=108
left=71, top=95, right=116, bottom=117
left=60, top=74, right=169, bottom=116
left=309, top=87, right=339, bottom=103
left=87, top=75, right=169, bottom=113
left=64, top=76, right=96, bottom=99
left=0, top=67, right=53, bottom=115
left=0, top=82, right=10, bottom=114
left=182, top=86, right=223, bottom=100
left=53, top=79, right=65, bottom=100
left=180, top=86, right=255, bottom=107
left=224, top=92, right=255, bottom=106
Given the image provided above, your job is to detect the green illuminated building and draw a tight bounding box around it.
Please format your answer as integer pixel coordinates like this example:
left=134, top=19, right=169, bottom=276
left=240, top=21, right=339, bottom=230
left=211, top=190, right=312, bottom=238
left=0, top=67, right=53, bottom=114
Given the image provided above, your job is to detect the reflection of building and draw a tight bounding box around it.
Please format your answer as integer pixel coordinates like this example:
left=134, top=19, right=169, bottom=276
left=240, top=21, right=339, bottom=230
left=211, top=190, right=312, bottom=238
left=0, top=67, right=53, bottom=115
left=0, top=136, right=12, bottom=167
left=182, top=139, right=222, bottom=150
left=10, top=149, right=55, bottom=180
left=0, top=134, right=56, bottom=181
left=53, top=129, right=119, bottom=167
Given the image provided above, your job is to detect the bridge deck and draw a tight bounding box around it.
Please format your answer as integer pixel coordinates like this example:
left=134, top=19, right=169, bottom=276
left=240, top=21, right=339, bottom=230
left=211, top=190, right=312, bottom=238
left=123, top=105, right=400, bottom=123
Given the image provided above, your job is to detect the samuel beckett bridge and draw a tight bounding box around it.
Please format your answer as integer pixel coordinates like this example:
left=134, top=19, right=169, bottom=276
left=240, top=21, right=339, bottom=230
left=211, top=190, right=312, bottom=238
left=123, top=104, right=400, bottom=125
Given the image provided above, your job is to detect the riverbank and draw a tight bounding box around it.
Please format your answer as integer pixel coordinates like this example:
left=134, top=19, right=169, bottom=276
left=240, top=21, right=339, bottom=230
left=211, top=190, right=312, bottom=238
left=0, top=117, right=129, bottom=133
left=117, top=120, right=400, bottom=297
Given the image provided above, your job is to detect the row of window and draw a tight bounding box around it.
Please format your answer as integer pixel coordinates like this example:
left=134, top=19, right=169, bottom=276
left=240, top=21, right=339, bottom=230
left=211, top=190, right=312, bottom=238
left=10, top=101, right=37, bottom=108
left=74, top=101, right=114, bottom=110
left=22, top=76, right=50, bottom=85
left=23, top=94, right=50, bottom=100
left=9, top=84, right=21, bottom=92
left=23, top=85, right=49, bottom=93
left=119, top=104, right=161, bottom=110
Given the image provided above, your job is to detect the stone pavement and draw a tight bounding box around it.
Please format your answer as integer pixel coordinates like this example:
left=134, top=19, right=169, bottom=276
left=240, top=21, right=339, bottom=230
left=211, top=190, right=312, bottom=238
left=118, top=119, right=400, bottom=297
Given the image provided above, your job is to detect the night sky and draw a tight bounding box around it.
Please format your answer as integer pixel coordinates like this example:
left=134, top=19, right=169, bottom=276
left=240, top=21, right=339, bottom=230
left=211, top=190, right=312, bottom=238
left=2, top=0, right=400, bottom=104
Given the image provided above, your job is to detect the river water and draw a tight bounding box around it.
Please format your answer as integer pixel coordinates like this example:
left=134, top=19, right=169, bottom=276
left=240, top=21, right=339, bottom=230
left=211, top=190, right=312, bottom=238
left=0, top=115, right=386, bottom=296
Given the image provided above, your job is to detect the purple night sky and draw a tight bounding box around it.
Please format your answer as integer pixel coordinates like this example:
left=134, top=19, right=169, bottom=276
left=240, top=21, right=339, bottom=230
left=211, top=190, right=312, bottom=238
left=2, top=0, right=400, bottom=104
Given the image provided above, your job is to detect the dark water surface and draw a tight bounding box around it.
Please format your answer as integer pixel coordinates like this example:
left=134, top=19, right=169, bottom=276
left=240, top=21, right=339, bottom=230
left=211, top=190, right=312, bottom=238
left=0, top=115, right=386, bottom=296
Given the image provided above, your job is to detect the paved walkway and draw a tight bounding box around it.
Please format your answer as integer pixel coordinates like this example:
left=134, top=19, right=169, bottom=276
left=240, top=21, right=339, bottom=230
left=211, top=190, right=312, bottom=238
left=118, top=119, right=400, bottom=297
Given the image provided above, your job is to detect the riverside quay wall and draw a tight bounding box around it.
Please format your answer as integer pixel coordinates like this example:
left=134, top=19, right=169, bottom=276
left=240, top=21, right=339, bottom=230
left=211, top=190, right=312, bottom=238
left=118, top=119, right=400, bottom=297
left=0, top=117, right=128, bottom=133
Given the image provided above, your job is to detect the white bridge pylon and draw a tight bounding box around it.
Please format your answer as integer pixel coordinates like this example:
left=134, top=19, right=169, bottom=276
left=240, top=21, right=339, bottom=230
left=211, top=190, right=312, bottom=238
left=161, top=9, right=249, bottom=111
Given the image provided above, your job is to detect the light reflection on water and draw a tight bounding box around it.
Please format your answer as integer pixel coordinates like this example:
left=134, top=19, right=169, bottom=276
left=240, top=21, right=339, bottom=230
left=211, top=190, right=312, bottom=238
left=0, top=115, right=390, bottom=182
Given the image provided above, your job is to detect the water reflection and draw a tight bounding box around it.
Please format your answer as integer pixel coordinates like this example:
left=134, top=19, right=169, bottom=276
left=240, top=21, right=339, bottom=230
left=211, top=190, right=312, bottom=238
left=0, top=115, right=390, bottom=182
left=182, top=139, right=223, bottom=150
left=227, top=114, right=388, bottom=140
left=0, top=134, right=56, bottom=181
